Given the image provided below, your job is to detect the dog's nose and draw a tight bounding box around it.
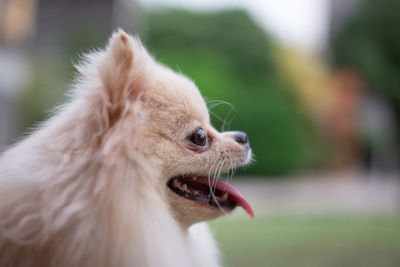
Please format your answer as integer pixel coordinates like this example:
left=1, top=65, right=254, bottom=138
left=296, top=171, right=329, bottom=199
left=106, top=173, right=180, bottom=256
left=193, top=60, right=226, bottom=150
left=234, top=132, right=248, bottom=145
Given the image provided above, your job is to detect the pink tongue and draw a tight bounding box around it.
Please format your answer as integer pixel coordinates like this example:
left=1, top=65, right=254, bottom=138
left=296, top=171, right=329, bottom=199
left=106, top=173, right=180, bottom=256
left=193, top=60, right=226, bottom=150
left=196, top=176, right=254, bottom=218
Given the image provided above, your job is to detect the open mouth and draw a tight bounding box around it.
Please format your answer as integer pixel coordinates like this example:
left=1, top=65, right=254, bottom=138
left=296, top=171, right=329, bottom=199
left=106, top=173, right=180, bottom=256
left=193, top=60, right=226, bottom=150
left=167, top=175, right=254, bottom=217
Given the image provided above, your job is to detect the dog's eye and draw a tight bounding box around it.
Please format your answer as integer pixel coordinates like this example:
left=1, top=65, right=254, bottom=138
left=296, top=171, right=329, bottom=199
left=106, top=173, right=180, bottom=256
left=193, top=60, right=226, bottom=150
left=190, top=128, right=207, bottom=146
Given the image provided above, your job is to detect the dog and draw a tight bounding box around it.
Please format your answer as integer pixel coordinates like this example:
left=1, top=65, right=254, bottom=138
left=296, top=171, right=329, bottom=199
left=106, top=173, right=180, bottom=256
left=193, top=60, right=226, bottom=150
left=0, top=29, right=253, bottom=267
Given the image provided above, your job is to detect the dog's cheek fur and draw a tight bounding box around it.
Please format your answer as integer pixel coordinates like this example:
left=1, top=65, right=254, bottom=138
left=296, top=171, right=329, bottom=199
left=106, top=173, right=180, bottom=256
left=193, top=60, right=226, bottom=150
left=154, top=129, right=250, bottom=180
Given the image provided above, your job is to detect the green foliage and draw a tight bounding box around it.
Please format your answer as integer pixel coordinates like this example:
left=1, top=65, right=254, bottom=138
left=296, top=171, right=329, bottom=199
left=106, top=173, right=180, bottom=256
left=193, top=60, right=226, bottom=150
left=144, top=9, right=316, bottom=175
left=22, top=60, right=70, bottom=128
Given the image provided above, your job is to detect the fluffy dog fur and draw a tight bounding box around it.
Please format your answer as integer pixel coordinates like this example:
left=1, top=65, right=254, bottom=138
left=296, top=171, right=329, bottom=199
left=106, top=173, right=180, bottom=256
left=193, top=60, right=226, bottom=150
left=0, top=30, right=252, bottom=267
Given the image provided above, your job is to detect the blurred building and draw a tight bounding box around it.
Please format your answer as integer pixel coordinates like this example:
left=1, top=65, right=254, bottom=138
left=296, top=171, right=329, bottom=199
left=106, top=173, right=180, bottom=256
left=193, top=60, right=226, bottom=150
left=326, top=0, right=399, bottom=173
left=328, top=0, right=361, bottom=36
left=0, top=0, right=140, bottom=150
left=0, top=0, right=37, bottom=149
left=279, top=0, right=399, bottom=174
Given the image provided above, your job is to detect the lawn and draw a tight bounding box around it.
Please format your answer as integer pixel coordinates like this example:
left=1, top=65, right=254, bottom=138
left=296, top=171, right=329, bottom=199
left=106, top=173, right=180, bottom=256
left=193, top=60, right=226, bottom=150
left=210, top=215, right=400, bottom=267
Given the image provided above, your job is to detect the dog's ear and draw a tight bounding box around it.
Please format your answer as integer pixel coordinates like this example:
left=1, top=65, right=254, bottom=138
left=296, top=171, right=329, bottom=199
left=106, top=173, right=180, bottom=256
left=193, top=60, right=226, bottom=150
left=99, top=29, right=148, bottom=124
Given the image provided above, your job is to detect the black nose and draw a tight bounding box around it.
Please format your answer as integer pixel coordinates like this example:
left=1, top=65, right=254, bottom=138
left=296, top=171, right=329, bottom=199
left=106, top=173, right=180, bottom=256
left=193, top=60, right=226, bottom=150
left=234, top=132, right=248, bottom=145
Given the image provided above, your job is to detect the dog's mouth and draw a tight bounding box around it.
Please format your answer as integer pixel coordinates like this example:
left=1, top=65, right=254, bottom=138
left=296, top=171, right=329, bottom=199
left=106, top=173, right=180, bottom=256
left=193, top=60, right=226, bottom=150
left=167, top=175, right=254, bottom=217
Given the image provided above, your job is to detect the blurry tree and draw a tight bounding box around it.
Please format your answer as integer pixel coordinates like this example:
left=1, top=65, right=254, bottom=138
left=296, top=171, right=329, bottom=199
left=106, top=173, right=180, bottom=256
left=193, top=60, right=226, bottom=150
left=143, top=9, right=319, bottom=175
left=331, top=0, right=400, bottom=150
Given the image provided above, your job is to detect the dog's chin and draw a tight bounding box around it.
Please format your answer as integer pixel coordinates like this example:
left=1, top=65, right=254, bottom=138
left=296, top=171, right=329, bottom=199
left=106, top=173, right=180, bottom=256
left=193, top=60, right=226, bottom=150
left=166, top=173, right=253, bottom=228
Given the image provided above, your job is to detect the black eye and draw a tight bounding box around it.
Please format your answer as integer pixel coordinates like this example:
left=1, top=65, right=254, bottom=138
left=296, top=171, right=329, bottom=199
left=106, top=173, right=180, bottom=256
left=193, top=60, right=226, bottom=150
left=190, top=128, right=207, bottom=146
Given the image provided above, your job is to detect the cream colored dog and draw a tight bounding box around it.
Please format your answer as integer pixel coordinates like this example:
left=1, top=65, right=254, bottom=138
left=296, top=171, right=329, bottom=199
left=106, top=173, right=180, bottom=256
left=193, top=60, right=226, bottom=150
left=0, top=30, right=253, bottom=267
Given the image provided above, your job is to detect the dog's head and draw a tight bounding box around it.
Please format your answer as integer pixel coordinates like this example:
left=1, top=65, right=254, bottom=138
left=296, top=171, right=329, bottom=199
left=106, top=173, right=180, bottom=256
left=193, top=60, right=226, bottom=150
left=86, top=30, right=253, bottom=227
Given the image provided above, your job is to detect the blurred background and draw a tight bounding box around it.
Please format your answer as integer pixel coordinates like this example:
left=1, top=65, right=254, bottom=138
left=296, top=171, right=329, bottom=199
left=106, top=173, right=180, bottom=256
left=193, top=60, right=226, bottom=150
left=0, top=0, right=399, bottom=266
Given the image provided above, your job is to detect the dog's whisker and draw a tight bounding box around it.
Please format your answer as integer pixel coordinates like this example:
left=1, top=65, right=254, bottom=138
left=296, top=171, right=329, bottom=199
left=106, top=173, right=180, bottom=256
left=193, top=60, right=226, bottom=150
left=207, top=100, right=236, bottom=132
left=207, top=100, right=236, bottom=113
left=221, top=107, right=235, bottom=132
left=212, top=158, right=226, bottom=195
left=226, top=116, right=235, bottom=132
left=211, top=159, right=228, bottom=215
left=226, top=158, right=237, bottom=191
left=213, top=159, right=225, bottom=195
left=231, top=158, right=238, bottom=178
left=208, top=159, right=228, bottom=216
left=222, top=162, right=231, bottom=193
left=207, top=100, right=235, bottom=111
left=207, top=159, right=219, bottom=202
left=228, top=158, right=235, bottom=181
left=210, top=159, right=222, bottom=197
left=209, top=110, right=226, bottom=125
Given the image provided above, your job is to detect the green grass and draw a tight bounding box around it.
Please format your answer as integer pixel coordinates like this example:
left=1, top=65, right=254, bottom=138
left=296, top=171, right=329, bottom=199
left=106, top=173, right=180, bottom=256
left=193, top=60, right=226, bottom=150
left=210, top=215, right=400, bottom=267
